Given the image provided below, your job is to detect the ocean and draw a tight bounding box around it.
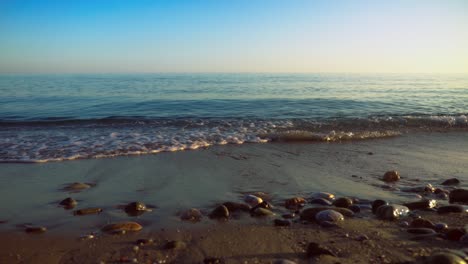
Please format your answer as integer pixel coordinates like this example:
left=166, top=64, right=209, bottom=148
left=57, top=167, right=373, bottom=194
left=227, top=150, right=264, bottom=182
left=1, top=73, right=467, bottom=163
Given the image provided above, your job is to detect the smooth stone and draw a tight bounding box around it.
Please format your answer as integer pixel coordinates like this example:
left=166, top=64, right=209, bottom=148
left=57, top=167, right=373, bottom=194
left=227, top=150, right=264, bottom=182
left=209, top=205, right=229, bottom=219
left=407, top=228, right=436, bottom=235
left=59, top=197, right=77, bottom=209
left=315, top=210, right=344, bottom=224
left=403, top=184, right=435, bottom=193
left=251, top=207, right=274, bottom=217
left=63, top=182, right=92, bottom=191
left=310, top=192, right=335, bottom=201
left=125, top=202, right=150, bottom=216
left=426, top=252, right=467, bottom=264
left=244, top=194, right=263, bottom=207
left=164, top=240, right=186, bottom=250
left=410, top=218, right=435, bottom=229
left=250, top=192, right=271, bottom=201
left=319, top=221, right=338, bottom=228
left=310, top=198, right=332, bottom=206
left=73, top=207, right=103, bottom=216
left=284, top=197, right=306, bottom=210
left=180, top=208, right=203, bottom=222
left=446, top=228, right=466, bottom=241
left=449, top=189, right=468, bottom=204
left=222, top=202, right=250, bottom=212
left=437, top=205, right=465, bottom=214
left=274, top=219, right=291, bottom=227
left=372, top=200, right=388, bottom=214
left=404, top=199, right=437, bottom=210
left=376, top=204, right=409, bottom=220
left=383, top=170, right=400, bottom=182
left=434, top=223, right=449, bottom=232
left=348, top=205, right=361, bottom=213
left=333, top=197, right=353, bottom=208
left=442, top=178, right=461, bottom=186
left=25, top=226, right=47, bottom=234
left=306, top=242, right=336, bottom=257
left=102, top=222, right=142, bottom=233
left=300, top=207, right=352, bottom=222
left=273, top=260, right=297, bottom=264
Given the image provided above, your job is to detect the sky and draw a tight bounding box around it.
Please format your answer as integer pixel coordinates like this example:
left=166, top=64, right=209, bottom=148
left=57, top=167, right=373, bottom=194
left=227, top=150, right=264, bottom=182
left=0, top=0, right=467, bottom=74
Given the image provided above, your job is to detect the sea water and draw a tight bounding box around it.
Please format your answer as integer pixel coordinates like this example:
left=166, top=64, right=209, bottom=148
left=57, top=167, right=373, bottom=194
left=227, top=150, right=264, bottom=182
left=1, top=73, right=467, bottom=162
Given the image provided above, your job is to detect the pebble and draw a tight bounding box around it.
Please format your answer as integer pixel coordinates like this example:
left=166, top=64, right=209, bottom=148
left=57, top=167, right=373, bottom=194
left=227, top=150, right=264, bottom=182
left=63, top=182, right=92, bottom=191
left=319, top=221, right=338, bottom=228
left=437, top=205, right=465, bottom=214
left=251, top=207, right=274, bottom=217
left=372, top=200, right=388, bottom=214
left=332, top=197, right=353, bottom=208
left=25, top=226, right=47, bottom=234
left=274, top=219, right=291, bottom=227
left=164, top=240, right=186, bottom=250
left=282, top=213, right=295, bottom=219
left=315, top=210, right=344, bottom=224
left=410, top=218, right=435, bottom=229
left=73, top=207, right=103, bottom=216
left=407, top=228, right=436, bottom=235
left=426, top=252, right=466, bottom=264
left=442, top=178, right=461, bottom=186
left=180, top=208, right=203, bottom=222
left=209, top=205, right=229, bottom=220
left=59, top=197, right=78, bottom=209
left=244, top=194, right=263, bottom=207
left=382, top=170, right=400, bottom=182
left=449, top=189, right=468, bottom=204
left=446, top=228, right=466, bottom=241
left=310, top=198, right=332, bottom=206
left=434, top=223, right=449, bottom=232
left=376, top=204, right=409, bottom=220
left=79, top=234, right=95, bottom=240
left=101, top=222, right=143, bottom=233
left=348, top=205, right=361, bottom=213
left=284, top=197, right=306, bottom=210
left=222, top=202, right=250, bottom=212
left=124, top=202, right=150, bottom=216
left=310, top=192, right=335, bottom=201
left=404, top=199, right=437, bottom=210
left=403, top=184, right=434, bottom=193
left=306, top=242, right=336, bottom=257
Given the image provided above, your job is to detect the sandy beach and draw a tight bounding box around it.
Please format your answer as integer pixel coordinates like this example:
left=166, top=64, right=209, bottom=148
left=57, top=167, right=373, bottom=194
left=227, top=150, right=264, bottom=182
left=0, top=132, right=467, bottom=263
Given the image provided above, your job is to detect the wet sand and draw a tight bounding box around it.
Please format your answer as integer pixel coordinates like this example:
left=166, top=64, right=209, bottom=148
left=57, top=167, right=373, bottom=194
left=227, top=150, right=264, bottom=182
left=0, top=132, right=467, bottom=263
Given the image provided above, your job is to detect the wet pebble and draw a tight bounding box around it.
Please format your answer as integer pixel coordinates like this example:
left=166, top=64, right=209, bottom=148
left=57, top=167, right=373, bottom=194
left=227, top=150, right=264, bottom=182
left=244, top=194, right=263, bottom=207
left=437, top=205, right=465, bottom=214
left=434, top=223, right=449, bottom=232
left=319, top=221, right=339, bottom=228
left=124, top=202, right=150, bottom=216
left=180, top=208, right=203, bottom=222
left=382, top=170, right=400, bottom=182
left=315, top=210, right=344, bottom=224
left=372, top=200, right=388, bottom=214
left=310, top=198, right=332, bottom=206
left=376, top=204, right=409, bottom=220
left=25, top=226, right=47, bottom=234
left=209, top=205, right=229, bottom=220
left=101, top=222, right=143, bottom=233
left=442, top=178, right=461, bottom=186
left=449, top=189, right=468, bottom=204
left=63, top=182, right=92, bottom=191
left=332, top=197, right=353, bottom=208
left=425, top=252, right=466, bottom=264
left=407, top=228, right=436, bottom=235
left=59, top=197, right=77, bottom=209
left=282, top=213, right=295, bottom=219
left=310, top=192, right=335, bottom=201
left=73, top=207, right=103, bottom=216
left=410, top=218, right=435, bottom=229
left=251, top=207, right=274, bottom=217
left=306, top=242, right=336, bottom=257
left=222, top=202, right=250, bottom=212
left=348, top=205, right=361, bottom=213
left=284, top=197, right=306, bottom=210
left=274, top=219, right=291, bottom=227
left=404, top=199, right=437, bottom=210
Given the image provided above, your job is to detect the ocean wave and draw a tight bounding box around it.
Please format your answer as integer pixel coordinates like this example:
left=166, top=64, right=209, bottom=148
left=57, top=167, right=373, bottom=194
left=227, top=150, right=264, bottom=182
left=0, top=114, right=467, bottom=163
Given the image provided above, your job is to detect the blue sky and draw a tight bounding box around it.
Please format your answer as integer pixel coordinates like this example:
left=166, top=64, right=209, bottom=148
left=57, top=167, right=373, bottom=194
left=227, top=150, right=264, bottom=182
left=1, top=0, right=467, bottom=73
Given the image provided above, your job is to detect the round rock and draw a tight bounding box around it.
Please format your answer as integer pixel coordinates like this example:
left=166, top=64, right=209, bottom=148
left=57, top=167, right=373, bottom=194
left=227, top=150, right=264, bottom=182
left=209, top=205, right=229, bottom=220
left=310, top=198, right=332, bottom=206
left=59, top=197, right=77, bottom=209
left=442, top=178, right=460, bottom=186
left=180, top=208, right=203, bottom=222
left=376, top=204, right=409, bottom=220
left=372, top=200, right=388, bottom=214
left=244, top=194, right=263, bottom=207
left=383, top=170, right=400, bottom=182
left=427, top=252, right=466, bottom=264
left=125, top=202, right=149, bottom=216
left=315, top=209, right=344, bottom=224
left=437, top=205, right=465, bottom=214
left=102, top=222, right=142, bottom=233
left=333, top=197, right=353, bottom=208
left=284, top=197, right=306, bottom=210
left=310, top=192, right=335, bottom=201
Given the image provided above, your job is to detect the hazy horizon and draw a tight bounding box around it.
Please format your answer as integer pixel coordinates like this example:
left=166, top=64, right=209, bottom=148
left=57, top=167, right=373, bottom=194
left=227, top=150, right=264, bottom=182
left=1, top=0, right=467, bottom=74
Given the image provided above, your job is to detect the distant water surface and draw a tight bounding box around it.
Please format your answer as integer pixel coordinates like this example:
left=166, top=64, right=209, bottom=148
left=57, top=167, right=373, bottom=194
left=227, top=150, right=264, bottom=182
left=0, top=73, right=467, bottom=162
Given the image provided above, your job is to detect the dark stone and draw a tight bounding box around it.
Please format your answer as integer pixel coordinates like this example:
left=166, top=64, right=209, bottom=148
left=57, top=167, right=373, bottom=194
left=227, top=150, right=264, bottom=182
left=437, top=205, right=464, bottom=214
left=319, top=221, right=338, bottom=228
left=284, top=197, right=306, bottom=210
left=180, top=208, right=203, bottom=222
left=383, top=170, right=400, bottom=182
left=372, top=200, right=388, bottom=214
left=403, top=199, right=437, bottom=210
left=310, top=198, right=332, bottom=206
left=356, top=235, right=369, bottom=241
left=25, top=226, right=47, bottom=233
left=427, top=253, right=466, bottom=264
left=333, top=197, right=353, bottom=208
left=59, top=197, right=77, bottom=209
left=222, top=202, right=251, bottom=212
left=407, top=228, right=436, bottom=235
left=349, top=205, right=361, bottom=213
left=209, top=205, right=229, bottom=220
left=434, top=223, right=448, bottom=232
left=306, top=242, right=336, bottom=258
left=410, top=218, right=435, bottom=229
left=251, top=207, right=274, bottom=217
left=434, top=188, right=448, bottom=194
left=445, top=228, right=466, bottom=241
left=300, top=207, right=353, bottom=222
left=274, top=219, right=291, bottom=227
left=282, top=213, right=295, bottom=219
left=73, top=208, right=103, bottom=216
left=376, top=205, right=410, bottom=220
left=449, top=189, right=468, bottom=204
left=441, top=178, right=460, bottom=186
left=125, top=202, right=148, bottom=216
